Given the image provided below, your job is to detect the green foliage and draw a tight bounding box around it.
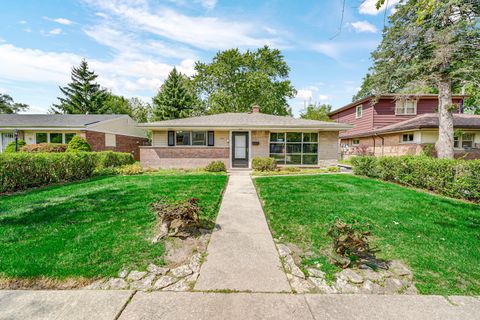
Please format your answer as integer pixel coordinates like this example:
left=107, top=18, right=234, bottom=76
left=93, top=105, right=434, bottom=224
left=299, top=103, right=332, bottom=121
left=0, top=94, right=29, bottom=114
left=66, top=136, right=91, bottom=152
left=94, top=151, right=135, bottom=169
left=153, top=68, right=197, bottom=120
left=21, top=143, right=67, bottom=153
left=351, top=156, right=480, bottom=202
left=252, top=157, right=277, bottom=171
left=193, top=46, right=296, bottom=115
left=205, top=161, right=226, bottom=172
left=101, top=94, right=153, bottom=123
left=50, top=59, right=108, bottom=114
left=352, top=74, right=374, bottom=102
left=0, top=151, right=135, bottom=193
left=4, top=140, right=26, bottom=153
left=350, top=156, right=377, bottom=176
left=420, top=144, right=435, bottom=157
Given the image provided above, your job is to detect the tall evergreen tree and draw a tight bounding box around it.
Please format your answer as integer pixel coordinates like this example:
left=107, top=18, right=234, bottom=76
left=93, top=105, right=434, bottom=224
left=363, top=0, right=480, bottom=158
left=152, top=68, right=196, bottom=120
left=51, top=59, right=108, bottom=114
left=0, top=94, right=29, bottom=114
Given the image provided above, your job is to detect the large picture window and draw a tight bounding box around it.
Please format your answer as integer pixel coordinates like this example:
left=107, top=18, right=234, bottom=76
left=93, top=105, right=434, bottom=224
left=270, top=132, right=318, bottom=165
left=175, top=131, right=207, bottom=146
left=35, top=132, right=76, bottom=144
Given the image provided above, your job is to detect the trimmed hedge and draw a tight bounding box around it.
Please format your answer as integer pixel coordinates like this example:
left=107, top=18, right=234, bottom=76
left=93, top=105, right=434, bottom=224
left=252, top=157, right=277, bottom=171
left=21, top=143, right=68, bottom=153
left=66, top=136, right=92, bottom=152
left=351, top=156, right=480, bottom=202
left=0, top=151, right=135, bottom=193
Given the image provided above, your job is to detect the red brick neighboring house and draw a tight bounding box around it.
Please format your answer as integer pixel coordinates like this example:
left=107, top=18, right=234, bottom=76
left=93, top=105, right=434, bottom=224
left=329, top=94, right=480, bottom=159
left=0, top=114, right=148, bottom=160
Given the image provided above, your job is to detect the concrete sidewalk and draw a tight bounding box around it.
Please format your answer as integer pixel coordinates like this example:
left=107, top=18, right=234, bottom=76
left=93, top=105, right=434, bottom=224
left=194, top=171, right=291, bottom=292
left=1, top=290, right=479, bottom=320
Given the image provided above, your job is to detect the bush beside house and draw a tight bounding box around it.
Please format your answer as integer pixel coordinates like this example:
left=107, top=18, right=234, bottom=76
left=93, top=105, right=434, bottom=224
left=4, top=140, right=26, bottom=153
left=252, top=157, right=277, bottom=171
left=351, top=156, right=480, bottom=202
left=0, top=151, right=134, bottom=193
left=21, top=143, right=68, bottom=153
left=66, top=136, right=92, bottom=152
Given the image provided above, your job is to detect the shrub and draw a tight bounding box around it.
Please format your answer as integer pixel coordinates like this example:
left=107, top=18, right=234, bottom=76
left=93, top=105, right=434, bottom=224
left=21, top=143, right=67, bottom=153
left=205, top=161, right=226, bottom=172
left=93, top=151, right=134, bottom=169
left=115, top=163, right=144, bottom=175
left=252, top=157, right=277, bottom=171
left=4, top=140, right=26, bottom=153
left=66, top=136, right=91, bottom=152
left=351, top=156, right=377, bottom=176
left=352, top=155, right=480, bottom=202
left=327, top=166, right=340, bottom=172
left=0, top=151, right=135, bottom=193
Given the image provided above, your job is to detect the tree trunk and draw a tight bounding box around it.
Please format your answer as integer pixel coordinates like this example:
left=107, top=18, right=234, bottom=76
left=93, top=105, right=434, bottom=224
left=435, top=78, right=454, bottom=159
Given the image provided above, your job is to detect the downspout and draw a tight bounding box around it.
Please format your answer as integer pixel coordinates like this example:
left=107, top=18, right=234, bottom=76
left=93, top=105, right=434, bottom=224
left=374, top=134, right=385, bottom=156
left=371, top=136, right=375, bottom=156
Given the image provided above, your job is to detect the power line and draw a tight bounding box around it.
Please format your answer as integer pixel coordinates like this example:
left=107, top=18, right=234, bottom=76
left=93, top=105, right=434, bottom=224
left=330, top=0, right=346, bottom=40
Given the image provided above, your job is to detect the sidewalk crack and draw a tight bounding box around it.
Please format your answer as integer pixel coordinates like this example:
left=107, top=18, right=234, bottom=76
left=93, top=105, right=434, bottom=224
left=303, top=295, right=318, bottom=320
left=114, top=290, right=137, bottom=320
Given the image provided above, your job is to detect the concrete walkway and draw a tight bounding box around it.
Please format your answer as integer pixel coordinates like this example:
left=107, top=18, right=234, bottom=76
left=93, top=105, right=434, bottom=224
left=194, top=171, right=291, bottom=292
left=1, top=290, right=479, bottom=320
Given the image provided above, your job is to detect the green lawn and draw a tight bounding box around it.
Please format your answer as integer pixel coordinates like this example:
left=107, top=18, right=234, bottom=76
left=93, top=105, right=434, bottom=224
left=0, top=173, right=227, bottom=280
left=255, top=174, right=480, bottom=295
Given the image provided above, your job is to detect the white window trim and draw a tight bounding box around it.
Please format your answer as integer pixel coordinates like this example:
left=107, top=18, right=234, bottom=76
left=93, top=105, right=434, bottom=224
left=356, top=105, right=363, bottom=119
left=400, top=133, right=415, bottom=144
left=395, top=100, right=417, bottom=116
left=454, top=133, right=475, bottom=150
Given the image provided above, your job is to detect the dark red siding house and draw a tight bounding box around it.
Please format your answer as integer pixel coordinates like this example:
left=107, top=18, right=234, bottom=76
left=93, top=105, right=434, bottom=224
left=329, top=94, right=480, bottom=159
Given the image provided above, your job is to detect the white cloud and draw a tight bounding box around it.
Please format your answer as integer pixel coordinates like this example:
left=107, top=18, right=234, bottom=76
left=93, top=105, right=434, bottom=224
left=296, top=89, right=313, bottom=100
left=19, top=20, right=27, bottom=24
left=44, top=17, right=74, bottom=25
left=359, top=0, right=401, bottom=15
left=318, top=94, right=329, bottom=101
left=351, top=21, right=378, bottom=33
left=82, top=0, right=284, bottom=50
left=312, top=40, right=378, bottom=61
left=0, top=42, right=192, bottom=97
left=49, top=28, right=63, bottom=35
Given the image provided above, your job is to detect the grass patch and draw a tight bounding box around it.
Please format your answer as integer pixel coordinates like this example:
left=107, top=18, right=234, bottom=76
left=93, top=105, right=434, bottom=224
left=254, top=174, right=480, bottom=295
left=0, top=173, right=227, bottom=280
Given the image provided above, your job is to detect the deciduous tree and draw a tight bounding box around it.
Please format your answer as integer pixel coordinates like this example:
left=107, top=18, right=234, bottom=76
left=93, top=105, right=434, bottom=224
left=0, top=94, right=29, bottom=114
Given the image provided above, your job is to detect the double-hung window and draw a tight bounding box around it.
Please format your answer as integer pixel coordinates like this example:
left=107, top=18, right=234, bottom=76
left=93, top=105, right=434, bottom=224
left=269, top=132, right=318, bottom=165
left=401, top=133, right=414, bottom=143
left=356, top=105, right=363, bottom=118
left=454, top=133, right=475, bottom=149
left=395, top=100, right=417, bottom=115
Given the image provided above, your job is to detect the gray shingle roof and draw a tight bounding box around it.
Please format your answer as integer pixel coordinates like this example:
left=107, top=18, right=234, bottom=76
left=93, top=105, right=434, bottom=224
left=0, top=114, right=125, bottom=128
left=140, top=112, right=352, bottom=130
left=340, top=113, right=480, bottom=138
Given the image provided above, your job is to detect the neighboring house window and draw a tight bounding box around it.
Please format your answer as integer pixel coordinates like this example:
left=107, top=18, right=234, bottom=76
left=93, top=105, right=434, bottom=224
left=352, top=139, right=360, bottom=146
left=105, top=133, right=116, bottom=147
left=65, top=133, right=76, bottom=143
left=356, top=105, right=363, bottom=118
left=269, top=132, right=318, bottom=165
left=175, top=131, right=207, bottom=146
left=50, top=133, right=63, bottom=144
left=36, top=133, right=48, bottom=143
left=454, top=133, right=475, bottom=149
left=35, top=132, right=76, bottom=144
left=395, top=100, right=417, bottom=115
left=401, top=133, right=415, bottom=143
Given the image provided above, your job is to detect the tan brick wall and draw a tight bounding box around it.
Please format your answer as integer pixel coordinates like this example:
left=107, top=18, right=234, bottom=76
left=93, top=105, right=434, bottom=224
left=251, top=130, right=269, bottom=158
left=85, top=131, right=149, bottom=160
left=319, top=131, right=339, bottom=161
left=140, top=147, right=229, bottom=169
left=341, top=133, right=423, bottom=158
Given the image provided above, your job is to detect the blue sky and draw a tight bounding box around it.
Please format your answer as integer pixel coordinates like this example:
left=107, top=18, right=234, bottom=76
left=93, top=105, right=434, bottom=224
left=0, top=0, right=399, bottom=115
